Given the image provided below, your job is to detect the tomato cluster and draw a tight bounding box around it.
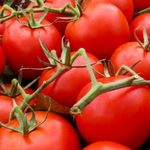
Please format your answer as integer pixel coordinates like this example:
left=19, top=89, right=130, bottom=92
left=0, top=0, right=150, bottom=150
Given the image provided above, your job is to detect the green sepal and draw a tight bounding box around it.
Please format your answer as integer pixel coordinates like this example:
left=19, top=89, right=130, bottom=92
left=103, top=60, right=110, bottom=77
left=9, top=79, right=19, bottom=97
left=0, top=99, right=51, bottom=136
left=115, top=60, right=142, bottom=76
left=134, top=26, right=150, bottom=51
left=16, top=6, right=53, bottom=28
left=108, top=60, right=115, bottom=76
left=122, top=60, right=142, bottom=75
left=60, top=37, right=71, bottom=68
left=39, top=36, right=57, bottom=66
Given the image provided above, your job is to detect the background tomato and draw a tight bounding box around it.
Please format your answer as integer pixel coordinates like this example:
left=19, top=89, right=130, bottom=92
left=75, top=76, right=150, bottom=149
left=65, top=2, right=130, bottom=60
left=27, top=0, right=75, bottom=35
left=132, top=0, right=150, bottom=11
left=38, top=51, right=104, bottom=108
left=0, top=111, right=81, bottom=150
left=0, top=84, right=36, bottom=126
left=82, top=141, right=132, bottom=150
left=1, top=17, right=62, bottom=80
left=81, top=0, right=134, bottom=23
left=130, top=13, right=150, bottom=43
left=109, top=41, right=150, bottom=80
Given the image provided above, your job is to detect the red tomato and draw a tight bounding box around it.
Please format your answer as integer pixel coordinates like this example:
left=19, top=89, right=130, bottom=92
left=0, top=111, right=81, bottom=150
left=81, top=0, right=134, bottom=23
left=75, top=76, right=150, bottom=149
left=109, top=41, right=150, bottom=80
left=0, top=84, right=36, bottom=126
left=82, top=141, right=132, bottom=150
left=0, top=45, right=6, bottom=73
left=132, top=0, right=150, bottom=11
left=38, top=51, right=104, bottom=108
left=65, top=2, right=130, bottom=60
left=130, top=13, right=150, bottom=43
left=1, top=17, right=62, bottom=80
left=27, top=0, right=75, bottom=35
left=0, top=6, right=16, bottom=36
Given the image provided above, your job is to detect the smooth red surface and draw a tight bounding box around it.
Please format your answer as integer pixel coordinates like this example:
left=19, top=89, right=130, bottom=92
left=65, top=2, right=130, bottom=60
left=0, top=111, right=81, bottom=150
left=75, top=76, right=150, bottom=149
left=1, top=17, right=62, bottom=80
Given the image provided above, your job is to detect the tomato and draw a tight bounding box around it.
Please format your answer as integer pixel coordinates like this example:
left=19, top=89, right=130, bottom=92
left=130, top=13, right=150, bottom=43
left=81, top=0, right=134, bottom=23
left=75, top=76, right=150, bottom=149
left=0, top=45, right=6, bottom=73
left=109, top=41, right=150, bottom=80
left=82, top=141, right=132, bottom=150
left=65, top=2, right=130, bottom=60
left=27, top=0, right=75, bottom=35
left=132, top=0, right=150, bottom=12
left=0, top=111, right=81, bottom=150
left=0, top=6, right=16, bottom=36
left=1, top=17, right=62, bottom=80
left=38, top=51, right=104, bottom=108
left=0, top=84, right=36, bottom=126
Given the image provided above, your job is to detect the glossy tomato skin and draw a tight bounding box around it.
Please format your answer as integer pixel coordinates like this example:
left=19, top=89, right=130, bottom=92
left=81, top=0, right=134, bottom=23
left=27, top=0, right=75, bottom=35
left=65, top=2, right=130, bottom=60
left=109, top=42, right=150, bottom=80
left=0, top=46, right=6, bottom=73
left=1, top=17, right=62, bottom=80
left=132, top=0, right=150, bottom=11
left=130, top=13, right=150, bottom=43
left=38, top=51, right=104, bottom=108
left=0, top=84, right=36, bottom=126
left=82, top=141, right=132, bottom=150
left=75, top=76, right=150, bottom=149
left=0, top=111, right=81, bottom=150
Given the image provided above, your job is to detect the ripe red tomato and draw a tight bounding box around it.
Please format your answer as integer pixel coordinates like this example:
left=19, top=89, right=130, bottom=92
left=81, top=0, right=134, bottom=23
left=0, top=84, right=36, bottom=126
left=82, top=141, right=132, bottom=150
left=27, top=0, right=75, bottom=35
left=130, top=13, right=150, bottom=43
left=132, top=0, right=150, bottom=11
left=38, top=51, right=104, bottom=108
left=75, top=76, right=150, bottom=149
left=109, top=41, right=150, bottom=80
left=1, top=17, right=62, bottom=80
left=0, top=111, right=81, bottom=150
left=0, top=46, right=6, bottom=74
left=0, top=6, right=16, bottom=36
left=65, top=2, right=130, bottom=60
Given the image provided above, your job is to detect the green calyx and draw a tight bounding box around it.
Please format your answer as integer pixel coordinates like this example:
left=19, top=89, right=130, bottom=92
left=17, top=7, right=53, bottom=29
left=134, top=26, right=150, bottom=51
left=0, top=99, right=51, bottom=136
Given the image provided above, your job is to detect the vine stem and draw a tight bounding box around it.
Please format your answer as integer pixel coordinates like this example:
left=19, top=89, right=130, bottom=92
left=18, top=48, right=98, bottom=112
left=69, top=65, right=150, bottom=115
left=0, top=2, right=79, bottom=23
left=137, top=7, right=150, bottom=15
left=9, top=48, right=150, bottom=119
